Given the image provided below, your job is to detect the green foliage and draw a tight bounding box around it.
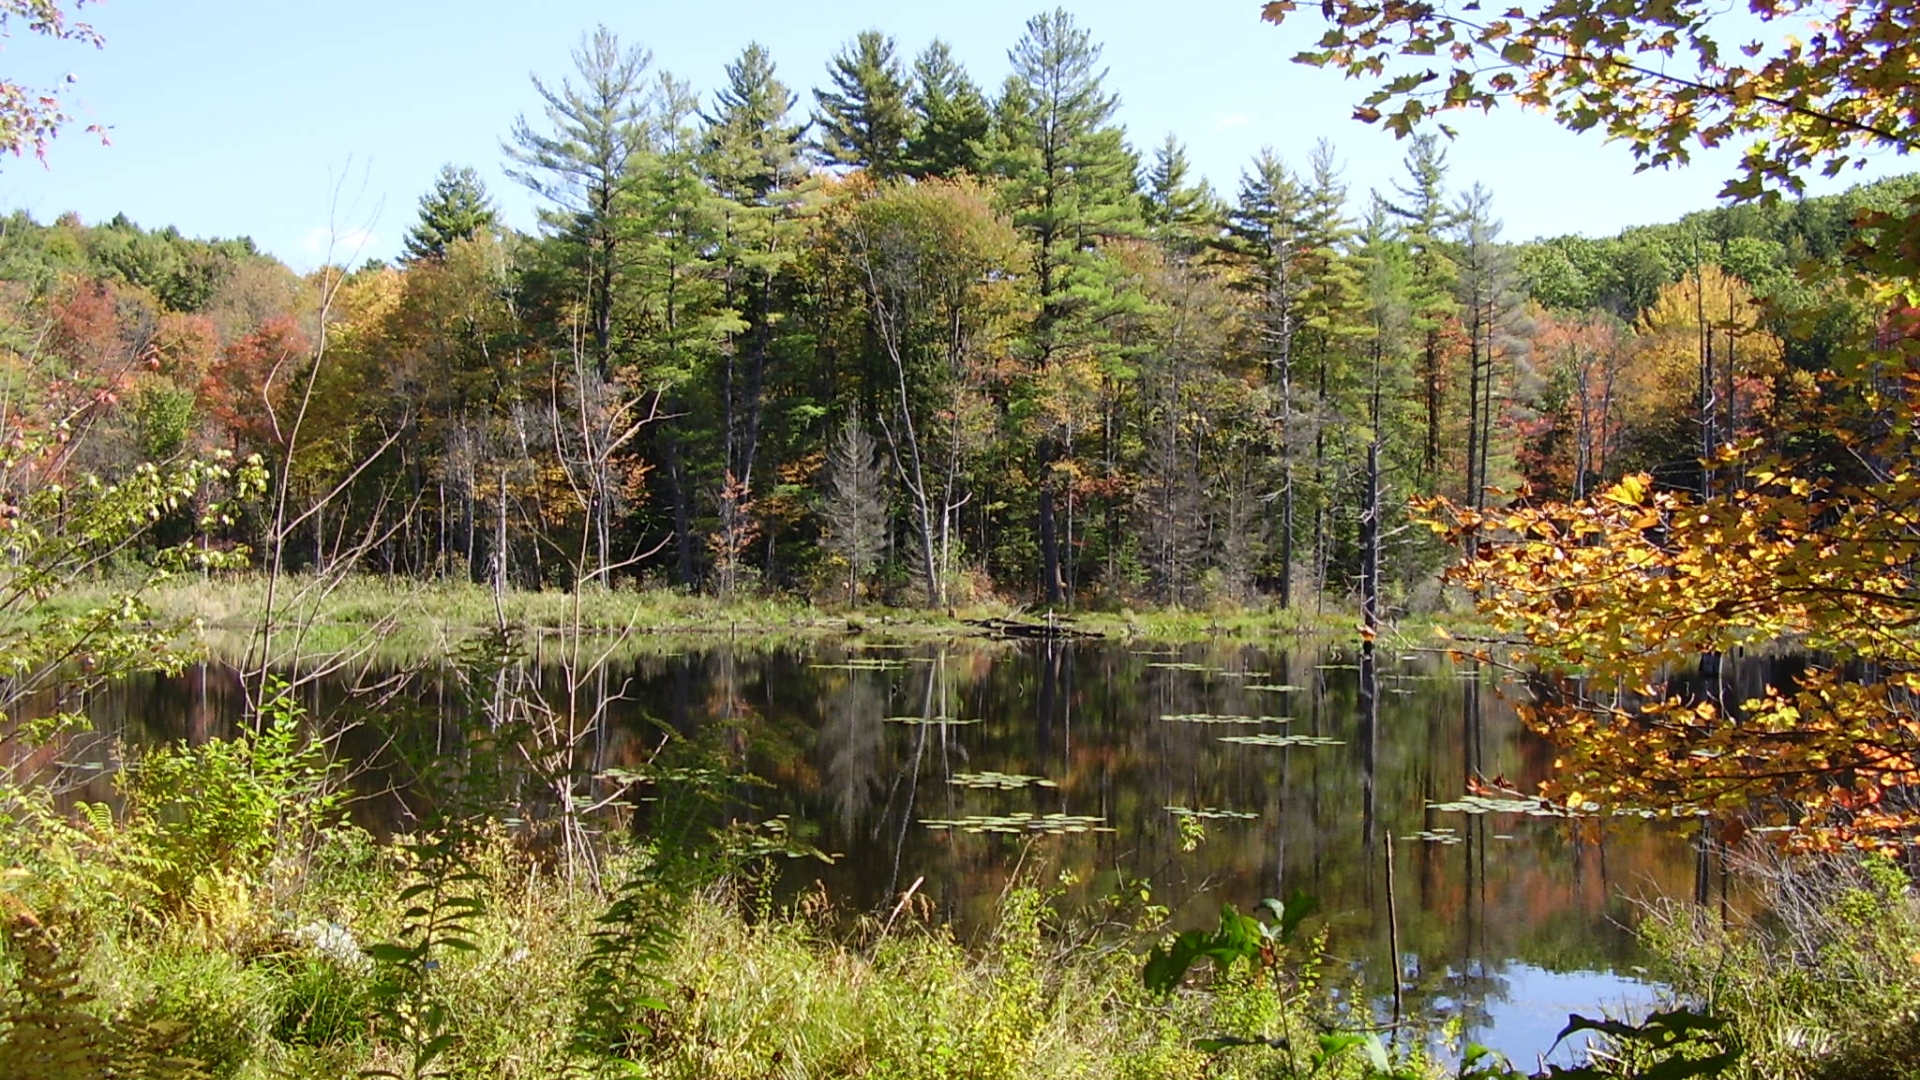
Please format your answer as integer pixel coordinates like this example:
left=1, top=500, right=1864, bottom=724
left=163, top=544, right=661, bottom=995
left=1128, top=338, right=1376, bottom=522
left=812, top=31, right=913, bottom=176
left=1642, top=853, right=1920, bottom=1080
left=402, top=165, right=498, bottom=264
left=125, top=678, right=341, bottom=908
left=360, top=835, right=486, bottom=1080
left=1146, top=897, right=1741, bottom=1080
left=1143, top=892, right=1319, bottom=994
left=905, top=40, right=989, bottom=179
left=0, top=915, right=204, bottom=1080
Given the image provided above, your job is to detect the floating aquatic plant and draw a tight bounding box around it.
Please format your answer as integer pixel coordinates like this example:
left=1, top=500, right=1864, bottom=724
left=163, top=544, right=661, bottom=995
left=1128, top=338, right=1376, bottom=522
left=948, top=771, right=1058, bottom=790
left=1217, top=733, right=1344, bottom=748
left=1427, top=794, right=1568, bottom=817
left=1164, top=805, right=1258, bottom=820
left=920, top=812, right=1110, bottom=835
left=1159, top=713, right=1287, bottom=725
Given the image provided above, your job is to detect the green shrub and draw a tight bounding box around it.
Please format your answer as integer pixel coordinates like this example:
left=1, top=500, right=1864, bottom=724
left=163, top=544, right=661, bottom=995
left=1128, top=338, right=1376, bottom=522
left=136, top=946, right=274, bottom=1080
left=1642, top=850, right=1920, bottom=1080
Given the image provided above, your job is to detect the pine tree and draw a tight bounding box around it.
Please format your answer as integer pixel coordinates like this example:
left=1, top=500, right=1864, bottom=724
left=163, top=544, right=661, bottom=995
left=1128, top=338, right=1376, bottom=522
left=634, top=73, right=742, bottom=587
left=1225, top=147, right=1310, bottom=604
left=1451, top=183, right=1532, bottom=521
left=697, top=43, right=809, bottom=586
left=504, top=25, right=660, bottom=582
left=993, top=7, right=1142, bottom=604
left=402, top=165, right=498, bottom=264
left=1296, top=139, right=1368, bottom=600
left=1143, top=134, right=1217, bottom=259
left=812, top=31, right=913, bottom=177
left=1380, top=133, right=1460, bottom=490
left=705, top=42, right=807, bottom=204
left=504, top=25, right=656, bottom=376
left=629, top=75, right=736, bottom=392
left=905, top=40, right=989, bottom=179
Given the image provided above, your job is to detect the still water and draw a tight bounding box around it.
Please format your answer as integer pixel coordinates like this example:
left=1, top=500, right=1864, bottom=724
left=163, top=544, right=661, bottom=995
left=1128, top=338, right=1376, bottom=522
left=68, top=636, right=1696, bottom=1066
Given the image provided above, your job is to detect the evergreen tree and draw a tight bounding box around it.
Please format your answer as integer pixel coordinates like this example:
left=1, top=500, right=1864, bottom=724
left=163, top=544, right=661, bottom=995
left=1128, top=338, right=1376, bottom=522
left=993, top=7, right=1142, bottom=603
left=629, top=75, right=737, bottom=391
left=402, top=164, right=499, bottom=264
left=1143, top=134, right=1217, bottom=259
left=705, top=42, right=807, bottom=203
left=633, top=73, right=741, bottom=586
left=1452, top=184, right=1532, bottom=516
left=504, top=25, right=656, bottom=376
left=1296, top=139, right=1369, bottom=599
left=905, top=40, right=989, bottom=178
left=699, top=43, right=809, bottom=586
left=504, top=25, right=658, bottom=580
left=1225, top=147, right=1310, bottom=604
left=812, top=31, right=913, bottom=177
left=1380, top=133, right=1460, bottom=490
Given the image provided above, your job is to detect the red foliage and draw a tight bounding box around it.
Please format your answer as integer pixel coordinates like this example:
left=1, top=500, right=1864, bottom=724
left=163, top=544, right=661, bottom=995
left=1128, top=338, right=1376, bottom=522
left=48, top=277, right=133, bottom=377
left=201, top=314, right=310, bottom=453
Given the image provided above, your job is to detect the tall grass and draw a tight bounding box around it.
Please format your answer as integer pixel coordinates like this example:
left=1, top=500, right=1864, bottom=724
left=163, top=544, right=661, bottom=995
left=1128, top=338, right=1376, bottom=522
left=1640, top=849, right=1920, bottom=1080
left=111, top=572, right=1359, bottom=656
left=3, top=799, right=1369, bottom=1080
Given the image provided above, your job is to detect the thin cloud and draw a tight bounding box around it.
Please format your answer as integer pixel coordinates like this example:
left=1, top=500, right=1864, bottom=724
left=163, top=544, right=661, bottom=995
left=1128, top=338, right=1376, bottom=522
left=302, top=225, right=378, bottom=259
left=1212, top=113, right=1250, bottom=132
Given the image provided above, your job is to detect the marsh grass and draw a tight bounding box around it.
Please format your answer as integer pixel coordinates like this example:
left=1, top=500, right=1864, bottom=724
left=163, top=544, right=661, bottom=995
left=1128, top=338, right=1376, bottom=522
left=60, top=572, right=1385, bottom=664
left=6, top=805, right=1383, bottom=1080
left=1640, top=850, right=1920, bottom=1080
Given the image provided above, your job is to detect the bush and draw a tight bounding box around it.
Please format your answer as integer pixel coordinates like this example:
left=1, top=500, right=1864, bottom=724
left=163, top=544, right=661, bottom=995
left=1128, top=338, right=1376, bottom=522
left=1642, top=849, right=1920, bottom=1080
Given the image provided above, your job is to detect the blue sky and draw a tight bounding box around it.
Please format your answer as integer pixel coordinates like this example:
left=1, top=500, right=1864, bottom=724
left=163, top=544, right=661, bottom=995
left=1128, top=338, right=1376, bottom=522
left=5, top=0, right=1911, bottom=268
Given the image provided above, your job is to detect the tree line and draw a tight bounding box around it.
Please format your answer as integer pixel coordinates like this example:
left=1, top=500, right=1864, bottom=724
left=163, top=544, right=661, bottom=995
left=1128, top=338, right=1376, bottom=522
left=1, top=8, right=1909, bottom=611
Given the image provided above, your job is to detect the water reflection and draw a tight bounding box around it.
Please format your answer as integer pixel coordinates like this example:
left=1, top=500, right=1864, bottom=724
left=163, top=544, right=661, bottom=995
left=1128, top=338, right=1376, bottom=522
left=60, top=637, right=1699, bottom=1062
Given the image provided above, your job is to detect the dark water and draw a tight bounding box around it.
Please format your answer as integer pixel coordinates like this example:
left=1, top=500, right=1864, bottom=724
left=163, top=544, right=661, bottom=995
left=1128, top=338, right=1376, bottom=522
left=52, top=637, right=1697, bottom=1066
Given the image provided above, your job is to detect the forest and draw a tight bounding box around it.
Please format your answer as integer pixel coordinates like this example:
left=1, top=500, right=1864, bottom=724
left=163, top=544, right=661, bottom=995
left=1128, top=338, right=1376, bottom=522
left=8, top=9, right=1910, bottom=616
left=12, top=1, right=1920, bottom=1079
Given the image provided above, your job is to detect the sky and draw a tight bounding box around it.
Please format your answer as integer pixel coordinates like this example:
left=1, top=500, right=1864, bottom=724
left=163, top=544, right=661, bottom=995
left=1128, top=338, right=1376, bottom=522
left=5, top=0, right=1912, bottom=269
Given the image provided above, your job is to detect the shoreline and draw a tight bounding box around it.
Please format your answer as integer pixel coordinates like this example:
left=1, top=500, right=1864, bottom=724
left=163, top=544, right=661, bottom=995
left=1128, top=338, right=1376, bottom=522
left=100, top=573, right=1469, bottom=653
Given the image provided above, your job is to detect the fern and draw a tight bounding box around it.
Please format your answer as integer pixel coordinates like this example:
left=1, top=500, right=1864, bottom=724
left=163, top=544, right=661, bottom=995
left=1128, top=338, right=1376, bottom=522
left=569, top=750, right=738, bottom=1067
left=359, top=630, right=524, bottom=1080
left=0, top=913, right=204, bottom=1080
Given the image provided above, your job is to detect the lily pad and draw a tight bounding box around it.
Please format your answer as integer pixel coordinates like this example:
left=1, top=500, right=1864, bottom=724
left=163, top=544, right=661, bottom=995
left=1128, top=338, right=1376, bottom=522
left=1241, top=684, right=1303, bottom=693
left=921, top=812, right=1111, bottom=835
left=1164, top=805, right=1259, bottom=820
left=949, top=771, right=1058, bottom=790
left=1428, top=795, right=1567, bottom=817
left=1217, top=733, right=1344, bottom=748
left=1160, top=713, right=1288, bottom=725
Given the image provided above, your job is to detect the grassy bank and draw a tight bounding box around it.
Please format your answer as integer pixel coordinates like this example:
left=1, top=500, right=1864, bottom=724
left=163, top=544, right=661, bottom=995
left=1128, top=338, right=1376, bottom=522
left=115, top=573, right=1377, bottom=657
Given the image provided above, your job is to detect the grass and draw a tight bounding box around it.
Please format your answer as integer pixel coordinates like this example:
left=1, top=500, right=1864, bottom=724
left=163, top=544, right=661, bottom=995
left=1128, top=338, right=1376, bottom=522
left=86, top=572, right=1424, bottom=664
left=1639, top=850, right=1920, bottom=1080
left=2, top=789, right=1381, bottom=1080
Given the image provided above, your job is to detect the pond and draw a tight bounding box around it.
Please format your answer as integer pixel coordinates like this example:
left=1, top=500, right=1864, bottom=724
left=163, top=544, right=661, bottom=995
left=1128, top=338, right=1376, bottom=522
left=60, top=635, right=1700, bottom=1065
